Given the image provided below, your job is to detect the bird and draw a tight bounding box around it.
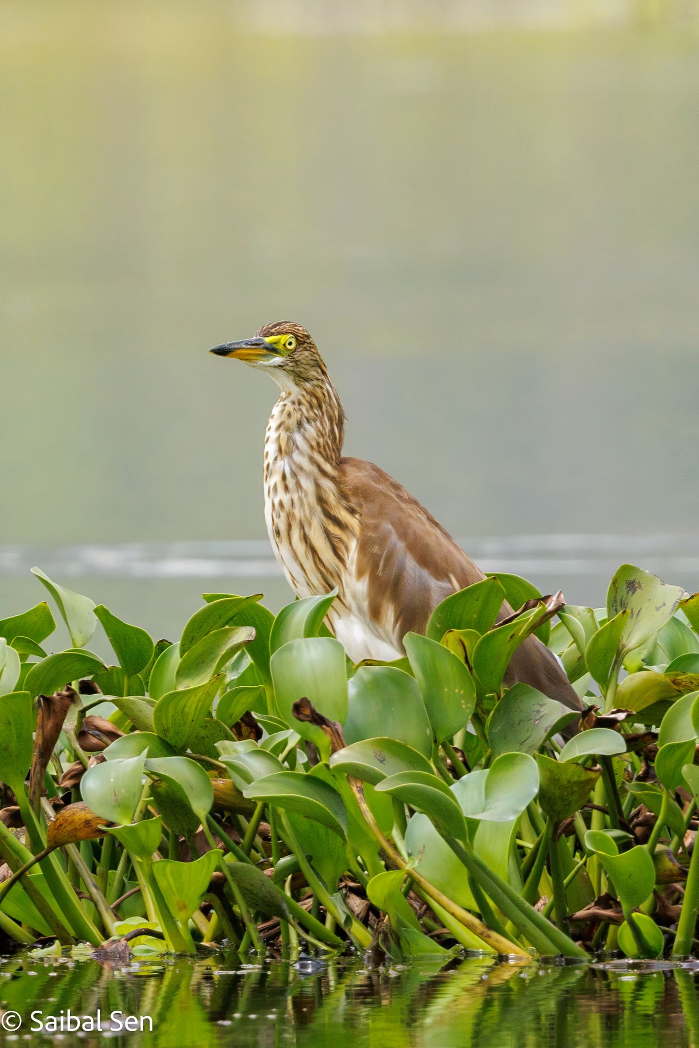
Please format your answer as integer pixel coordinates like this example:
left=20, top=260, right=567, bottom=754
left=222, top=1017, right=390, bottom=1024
left=210, top=321, right=582, bottom=713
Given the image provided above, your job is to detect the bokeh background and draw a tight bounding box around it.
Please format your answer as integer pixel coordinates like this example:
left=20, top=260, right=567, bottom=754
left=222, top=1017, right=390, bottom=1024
left=2, top=0, right=698, bottom=638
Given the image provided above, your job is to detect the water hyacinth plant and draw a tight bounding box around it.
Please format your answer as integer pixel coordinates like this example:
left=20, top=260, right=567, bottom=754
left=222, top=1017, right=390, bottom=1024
left=0, top=564, right=697, bottom=963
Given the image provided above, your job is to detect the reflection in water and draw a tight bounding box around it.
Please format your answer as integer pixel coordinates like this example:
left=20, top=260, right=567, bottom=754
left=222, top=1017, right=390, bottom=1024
left=0, top=954, right=697, bottom=1047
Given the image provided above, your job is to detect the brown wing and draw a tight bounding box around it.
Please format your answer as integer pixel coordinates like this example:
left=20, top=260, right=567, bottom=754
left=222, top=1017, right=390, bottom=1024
left=340, top=457, right=582, bottom=713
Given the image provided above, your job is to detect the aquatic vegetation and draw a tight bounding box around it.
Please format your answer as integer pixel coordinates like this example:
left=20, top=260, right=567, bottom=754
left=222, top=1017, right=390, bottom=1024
left=0, top=564, right=698, bottom=963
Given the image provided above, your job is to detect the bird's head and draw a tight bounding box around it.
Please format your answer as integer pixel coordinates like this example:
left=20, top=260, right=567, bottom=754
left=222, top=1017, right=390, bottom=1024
left=210, top=321, right=327, bottom=390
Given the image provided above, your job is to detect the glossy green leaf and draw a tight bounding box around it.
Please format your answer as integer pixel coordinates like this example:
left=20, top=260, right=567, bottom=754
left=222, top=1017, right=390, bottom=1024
left=108, top=816, right=162, bottom=859
left=487, top=572, right=552, bottom=643
left=618, top=914, right=664, bottom=959
left=535, top=753, right=600, bottom=823
left=472, top=601, right=557, bottom=695
left=216, top=684, right=266, bottom=726
left=404, top=632, right=476, bottom=742
left=244, top=771, right=347, bottom=837
left=0, top=691, right=33, bottom=793
left=584, top=829, right=619, bottom=856
left=681, top=593, right=699, bottom=632
left=452, top=753, right=539, bottom=822
left=145, top=756, right=213, bottom=823
left=345, top=666, right=432, bottom=757
left=148, top=642, right=180, bottom=700
left=104, top=732, right=176, bottom=761
left=616, top=671, right=699, bottom=713
left=31, top=567, right=97, bottom=648
left=658, top=690, right=699, bottom=746
left=224, top=861, right=289, bottom=920
left=94, top=605, right=154, bottom=676
left=405, top=813, right=476, bottom=911
left=426, top=577, right=504, bottom=641
left=0, top=638, right=21, bottom=696
left=0, top=603, right=55, bottom=644
left=682, top=763, right=699, bottom=799
left=487, top=682, right=575, bottom=756
left=218, top=740, right=284, bottom=788
left=666, top=653, right=699, bottom=674
left=24, top=650, right=104, bottom=697
left=271, top=637, right=348, bottom=757
left=180, top=595, right=262, bottom=655
left=559, top=728, right=626, bottom=762
left=269, top=592, right=336, bottom=654
left=175, top=626, right=254, bottom=689
left=585, top=611, right=628, bottom=689
left=10, top=636, right=47, bottom=659
left=375, top=771, right=465, bottom=840
left=152, top=851, right=221, bottom=923
left=595, top=845, right=656, bottom=912
left=655, top=739, right=696, bottom=790
left=367, top=869, right=450, bottom=957
left=81, top=753, right=147, bottom=825
left=153, top=675, right=223, bottom=749
left=110, top=695, right=156, bottom=732
left=329, top=737, right=434, bottom=784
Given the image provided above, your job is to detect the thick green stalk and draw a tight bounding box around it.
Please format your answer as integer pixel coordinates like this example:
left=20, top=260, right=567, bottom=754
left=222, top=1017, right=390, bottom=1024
left=672, top=817, right=699, bottom=957
left=0, top=821, right=71, bottom=941
left=548, top=834, right=569, bottom=934
left=645, top=788, right=669, bottom=856
left=446, top=838, right=588, bottom=960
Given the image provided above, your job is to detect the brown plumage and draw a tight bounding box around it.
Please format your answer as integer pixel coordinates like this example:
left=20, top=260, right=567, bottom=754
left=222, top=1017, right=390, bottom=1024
left=210, top=321, right=582, bottom=713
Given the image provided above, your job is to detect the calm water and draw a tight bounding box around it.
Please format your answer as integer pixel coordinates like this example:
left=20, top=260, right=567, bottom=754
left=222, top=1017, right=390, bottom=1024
left=2, top=4, right=698, bottom=626
left=1, top=953, right=698, bottom=1048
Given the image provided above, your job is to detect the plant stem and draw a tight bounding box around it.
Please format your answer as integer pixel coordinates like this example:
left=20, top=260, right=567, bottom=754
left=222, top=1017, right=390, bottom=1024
left=646, top=788, right=670, bottom=856
left=672, top=813, right=699, bottom=957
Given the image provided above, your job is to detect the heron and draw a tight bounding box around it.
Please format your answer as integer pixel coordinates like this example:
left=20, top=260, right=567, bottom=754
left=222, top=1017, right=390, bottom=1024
left=210, top=321, right=581, bottom=713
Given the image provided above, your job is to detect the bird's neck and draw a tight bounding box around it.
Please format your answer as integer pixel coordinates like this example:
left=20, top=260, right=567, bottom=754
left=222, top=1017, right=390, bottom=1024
left=265, top=379, right=345, bottom=479
left=263, top=378, right=356, bottom=598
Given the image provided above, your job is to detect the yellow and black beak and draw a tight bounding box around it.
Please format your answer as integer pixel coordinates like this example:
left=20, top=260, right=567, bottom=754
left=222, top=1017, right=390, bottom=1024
left=209, top=337, right=278, bottom=363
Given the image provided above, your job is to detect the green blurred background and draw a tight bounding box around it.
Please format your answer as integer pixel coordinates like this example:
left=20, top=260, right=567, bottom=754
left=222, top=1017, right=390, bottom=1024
left=2, top=0, right=698, bottom=637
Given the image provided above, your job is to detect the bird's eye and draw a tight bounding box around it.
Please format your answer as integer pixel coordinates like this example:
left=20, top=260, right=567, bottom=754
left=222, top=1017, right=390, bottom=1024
left=285, top=336, right=296, bottom=351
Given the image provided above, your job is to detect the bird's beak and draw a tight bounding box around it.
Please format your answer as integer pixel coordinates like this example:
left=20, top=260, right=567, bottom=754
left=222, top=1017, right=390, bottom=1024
left=209, top=338, right=278, bottom=364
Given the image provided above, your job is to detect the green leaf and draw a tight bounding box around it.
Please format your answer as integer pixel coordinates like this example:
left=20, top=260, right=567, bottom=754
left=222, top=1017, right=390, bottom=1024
left=658, top=690, right=699, bottom=746
left=108, top=817, right=162, bottom=860
left=367, top=869, right=450, bottom=958
left=585, top=611, right=628, bottom=689
left=216, top=685, right=266, bottom=727
left=218, top=741, right=284, bottom=789
left=616, top=671, right=699, bottom=713
left=145, top=756, right=213, bottom=824
left=244, top=771, right=347, bottom=838
left=10, top=636, right=47, bottom=659
left=607, top=565, right=686, bottom=662
left=110, top=695, right=156, bottom=732
left=487, top=682, right=575, bottom=756
left=682, top=764, right=699, bottom=800
left=345, top=666, right=432, bottom=757
left=405, top=813, right=476, bottom=911
left=0, top=691, right=33, bottom=794
left=286, top=811, right=346, bottom=892
left=0, top=603, right=55, bottom=644
left=595, top=845, right=656, bottom=912
left=94, top=605, right=154, bottom=676
left=269, top=592, right=336, bottom=654
left=681, top=593, right=699, bottom=632
left=329, top=737, right=434, bottom=784
left=618, top=914, right=664, bottom=959
left=487, top=572, right=552, bottom=643
left=584, top=829, right=619, bottom=856
left=375, top=771, right=466, bottom=840
left=180, top=595, right=261, bottom=654
left=452, top=753, right=539, bottom=822
left=153, top=676, right=223, bottom=750
left=104, top=732, right=177, bottom=761
left=404, top=633, right=476, bottom=742
left=655, top=739, right=696, bottom=790
left=271, top=637, right=348, bottom=757
left=0, top=638, right=21, bottom=696
left=81, top=753, right=147, bottom=825
left=152, top=851, right=220, bottom=924
left=535, top=753, right=600, bottom=823
left=559, top=728, right=626, bottom=762
left=175, top=627, right=254, bottom=689
left=472, top=601, right=558, bottom=695
left=426, top=577, right=504, bottom=641
left=31, top=568, right=97, bottom=648
left=224, top=861, right=289, bottom=920
left=24, top=650, right=104, bottom=697
left=148, top=642, right=180, bottom=700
